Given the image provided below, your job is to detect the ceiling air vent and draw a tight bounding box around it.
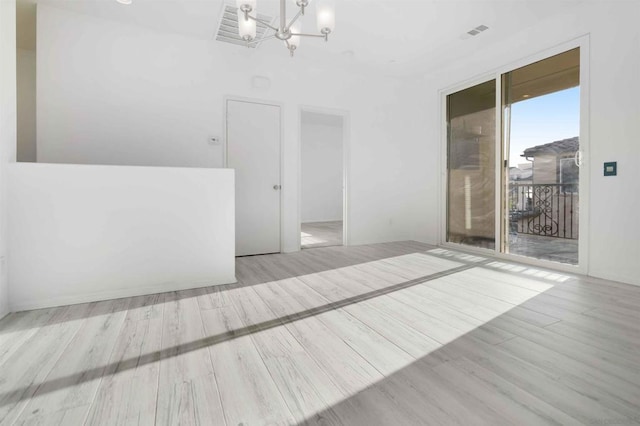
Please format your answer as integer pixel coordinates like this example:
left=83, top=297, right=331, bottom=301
left=215, top=4, right=274, bottom=48
left=466, top=24, right=489, bottom=37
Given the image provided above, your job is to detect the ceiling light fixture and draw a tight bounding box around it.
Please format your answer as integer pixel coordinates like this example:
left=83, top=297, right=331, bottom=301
left=116, top=0, right=132, bottom=5
left=235, top=0, right=335, bottom=57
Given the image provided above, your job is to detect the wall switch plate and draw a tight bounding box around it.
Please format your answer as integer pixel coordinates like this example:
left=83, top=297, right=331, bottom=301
left=604, top=161, right=617, bottom=176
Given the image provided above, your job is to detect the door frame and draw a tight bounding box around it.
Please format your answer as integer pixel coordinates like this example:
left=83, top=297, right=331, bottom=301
left=297, top=105, right=351, bottom=249
left=224, top=95, right=285, bottom=254
left=439, top=35, right=590, bottom=275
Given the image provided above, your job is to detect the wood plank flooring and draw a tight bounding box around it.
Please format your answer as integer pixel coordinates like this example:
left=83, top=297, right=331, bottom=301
left=301, top=221, right=343, bottom=249
left=1, top=241, right=640, bottom=425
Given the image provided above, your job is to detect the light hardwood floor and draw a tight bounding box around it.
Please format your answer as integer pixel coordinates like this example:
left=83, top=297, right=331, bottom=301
left=1, top=241, right=640, bottom=425
left=301, top=221, right=343, bottom=249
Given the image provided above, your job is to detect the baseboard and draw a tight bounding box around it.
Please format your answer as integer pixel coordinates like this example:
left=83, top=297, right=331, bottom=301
left=301, top=219, right=343, bottom=224
left=588, top=269, right=640, bottom=288
left=9, top=275, right=238, bottom=312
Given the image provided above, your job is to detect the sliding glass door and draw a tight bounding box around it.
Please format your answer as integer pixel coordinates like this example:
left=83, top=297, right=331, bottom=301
left=502, top=48, right=580, bottom=265
left=446, top=80, right=497, bottom=249
left=445, top=47, right=582, bottom=267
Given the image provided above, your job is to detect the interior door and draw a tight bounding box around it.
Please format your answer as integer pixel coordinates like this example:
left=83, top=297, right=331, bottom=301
left=226, top=99, right=281, bottom=256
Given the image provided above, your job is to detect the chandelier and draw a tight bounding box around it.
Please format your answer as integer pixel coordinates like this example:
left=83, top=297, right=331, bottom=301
left=235, top=0, right=336, bottom=56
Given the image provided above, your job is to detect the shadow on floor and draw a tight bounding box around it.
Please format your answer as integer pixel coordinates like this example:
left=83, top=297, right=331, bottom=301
left=0, top=241, right=433, bottom=331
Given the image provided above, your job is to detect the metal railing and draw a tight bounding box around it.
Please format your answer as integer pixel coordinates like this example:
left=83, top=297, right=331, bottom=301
left=508, top=183, right=578, bottom=239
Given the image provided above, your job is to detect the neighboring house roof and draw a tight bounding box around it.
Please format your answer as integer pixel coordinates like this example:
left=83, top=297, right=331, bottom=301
left=509, top=167, right=532, bottom=181
left=522, top=136, right=579, bottom=157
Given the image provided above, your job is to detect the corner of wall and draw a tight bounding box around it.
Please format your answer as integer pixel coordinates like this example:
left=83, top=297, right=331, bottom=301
left=0, top=0, right=17, bottom=318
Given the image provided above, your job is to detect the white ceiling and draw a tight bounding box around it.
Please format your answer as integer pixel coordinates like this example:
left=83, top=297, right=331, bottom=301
left=18, top=0, right=587, bottom=74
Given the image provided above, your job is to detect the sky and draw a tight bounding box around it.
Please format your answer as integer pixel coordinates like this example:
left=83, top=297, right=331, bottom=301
left=508, top=87, right=580, bottom=167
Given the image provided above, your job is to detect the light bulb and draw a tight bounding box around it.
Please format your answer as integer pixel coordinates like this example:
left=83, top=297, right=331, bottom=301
left=237, top=9, right=256, bottom=41
left=316, top=0, right=335, bottom=33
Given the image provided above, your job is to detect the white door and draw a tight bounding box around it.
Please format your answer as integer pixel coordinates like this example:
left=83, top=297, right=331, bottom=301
left=226, top=99, right=281, bottom=256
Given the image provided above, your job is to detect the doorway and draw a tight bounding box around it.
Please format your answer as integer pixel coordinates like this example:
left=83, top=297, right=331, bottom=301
left=300, top=110, right=345, bottom=249
left=226, top=98, right=282, bottom=256
left=444, top=44, right=586, bottom=270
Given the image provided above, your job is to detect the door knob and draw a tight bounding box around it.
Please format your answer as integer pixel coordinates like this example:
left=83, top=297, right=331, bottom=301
left=273, top=185, right=281, bottom=190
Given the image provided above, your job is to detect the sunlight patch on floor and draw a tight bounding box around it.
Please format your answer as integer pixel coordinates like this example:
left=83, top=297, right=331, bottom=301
left=0, top=249, right=560, bottom=424
left=301, top=232, right=328, bottom=246
left=485, top=261, right=572, bottom=283
left=427, top=248, right=487, bottom=263
left=203, top=251, right=555, bottom=418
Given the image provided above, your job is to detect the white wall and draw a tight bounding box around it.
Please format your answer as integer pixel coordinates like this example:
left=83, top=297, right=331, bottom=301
left=17, top=48, right=36, bottom=162
left=35, top=5, right=430, bottom=252
left=8, top=163, right=235, bottom=311
left=0, top=0, right=17, bottom=319
left=416, top=1, right=640, bottom=286
left=37, top=4, right=225, bottom=169
left=301, top=116, right=343, bottom=223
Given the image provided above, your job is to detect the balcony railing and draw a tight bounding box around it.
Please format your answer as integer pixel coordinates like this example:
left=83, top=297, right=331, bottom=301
left=509, top=183, right=578, bottom=239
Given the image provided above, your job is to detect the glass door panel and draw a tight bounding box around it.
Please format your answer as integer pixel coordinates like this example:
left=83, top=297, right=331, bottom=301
left=446, top=80, right=496, bottom=249
left=501, top=48, right=580, bottom=265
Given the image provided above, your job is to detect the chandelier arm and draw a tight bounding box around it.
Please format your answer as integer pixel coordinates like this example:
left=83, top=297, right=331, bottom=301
left=245, top=14, right=280, bottom=32
left=290, top=32, right=325, bottom=38
left=286, top=9, right=303, bottom=30
left=246, top=34, right=277, bottom=45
